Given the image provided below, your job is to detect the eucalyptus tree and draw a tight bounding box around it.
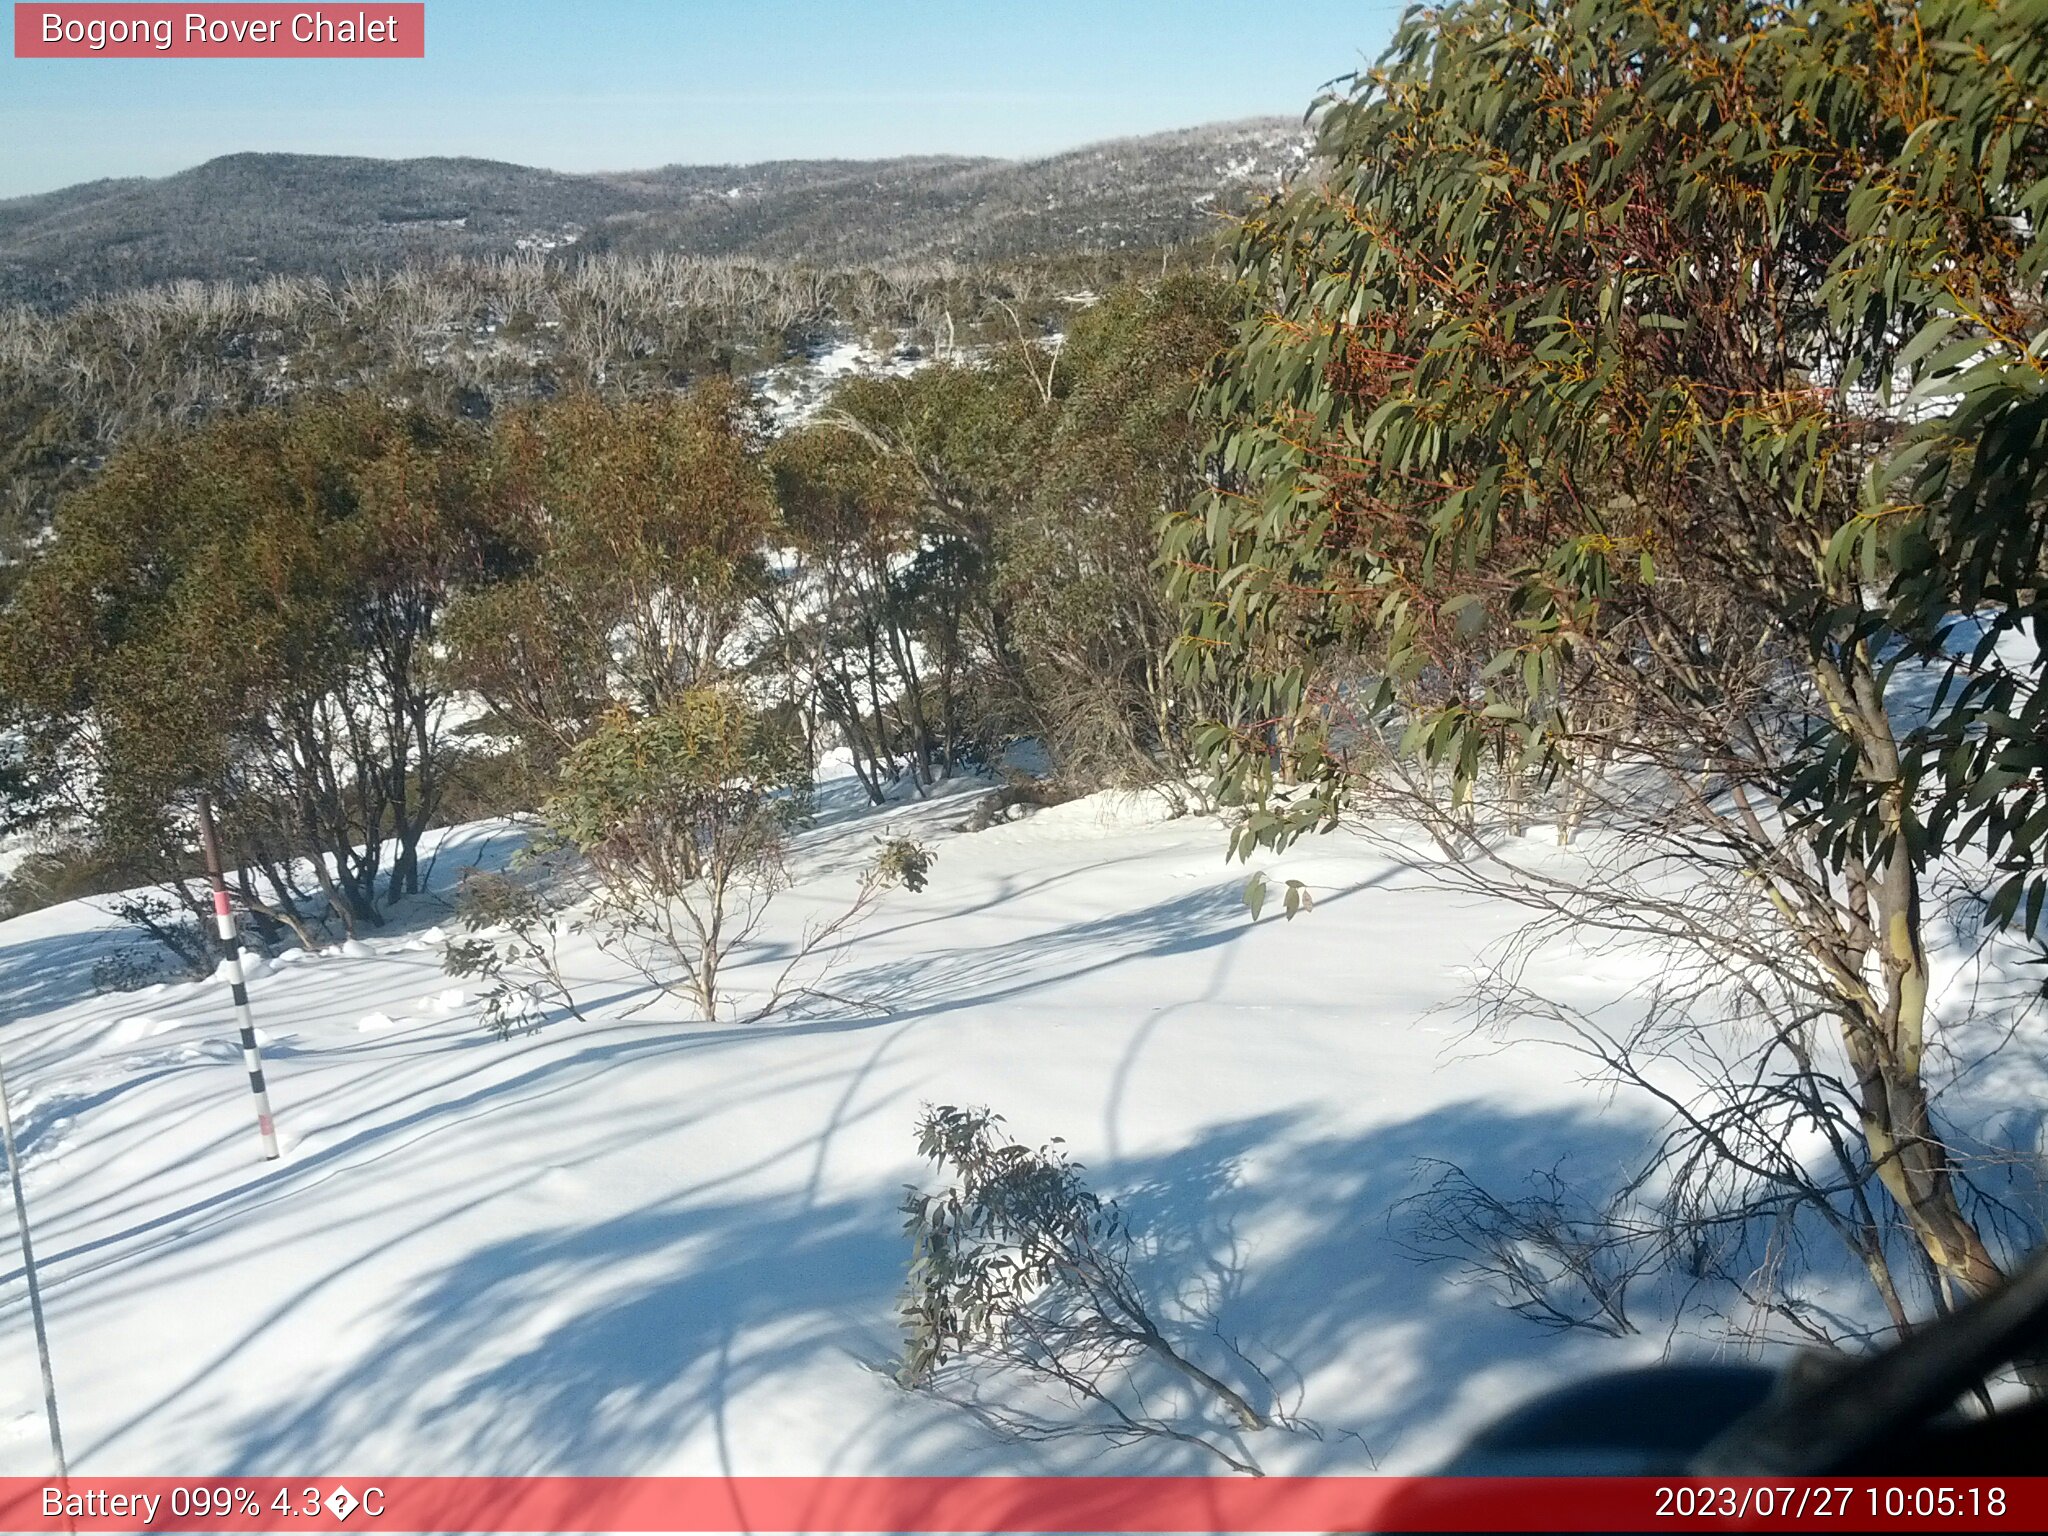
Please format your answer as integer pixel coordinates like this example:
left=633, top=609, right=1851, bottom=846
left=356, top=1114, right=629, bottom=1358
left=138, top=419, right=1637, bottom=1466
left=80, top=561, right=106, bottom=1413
left=1171, top=0, right=2048, bottom=1313
left=0, top=397, right=496, bottom=943
left=438, top=381, right=779, bottom=766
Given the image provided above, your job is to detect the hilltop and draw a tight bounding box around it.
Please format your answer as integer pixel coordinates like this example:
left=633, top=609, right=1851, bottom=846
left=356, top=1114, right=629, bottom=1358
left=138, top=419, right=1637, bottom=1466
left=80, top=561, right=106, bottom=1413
left=0, top=119, right=1310, bottom=304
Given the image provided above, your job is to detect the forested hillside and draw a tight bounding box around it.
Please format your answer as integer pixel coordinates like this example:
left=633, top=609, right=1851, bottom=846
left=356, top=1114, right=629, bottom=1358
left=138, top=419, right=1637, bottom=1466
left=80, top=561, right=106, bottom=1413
left=0, top=117, right=1301, bottom=571
left=0, top=119, right=1305, bottom=305
left=0, top=244, right=1212, bottom=568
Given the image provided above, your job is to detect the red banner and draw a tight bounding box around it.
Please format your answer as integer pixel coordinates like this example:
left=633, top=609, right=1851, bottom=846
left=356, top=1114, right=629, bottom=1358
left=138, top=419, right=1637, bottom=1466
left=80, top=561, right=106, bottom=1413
left=13, top=5, right=424, bottom=58
left=0, top=1477, right=2043, bottom=1532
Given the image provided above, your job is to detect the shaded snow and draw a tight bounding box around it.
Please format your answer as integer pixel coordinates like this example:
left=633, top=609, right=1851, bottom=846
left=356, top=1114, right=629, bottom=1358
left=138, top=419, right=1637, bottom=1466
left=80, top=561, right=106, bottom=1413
left=0, top=766, right=2039, bottom=1478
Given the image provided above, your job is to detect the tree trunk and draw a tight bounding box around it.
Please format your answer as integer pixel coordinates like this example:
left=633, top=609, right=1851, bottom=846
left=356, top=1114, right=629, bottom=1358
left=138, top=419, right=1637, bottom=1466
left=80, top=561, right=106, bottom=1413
left=1819, top=649, right=2009, bottom=1302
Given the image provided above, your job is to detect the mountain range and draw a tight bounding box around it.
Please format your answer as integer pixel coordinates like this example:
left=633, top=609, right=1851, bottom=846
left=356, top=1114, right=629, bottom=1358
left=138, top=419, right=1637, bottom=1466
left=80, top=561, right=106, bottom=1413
left=0, top=118, right=1310, bottom=304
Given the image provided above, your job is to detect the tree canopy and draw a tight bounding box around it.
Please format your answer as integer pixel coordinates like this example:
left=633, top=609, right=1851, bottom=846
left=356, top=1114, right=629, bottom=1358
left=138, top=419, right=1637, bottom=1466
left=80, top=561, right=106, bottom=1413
left=1170, top=0, right=2048, bottom=1305
left=1174, top=0, right=2048, bottom=921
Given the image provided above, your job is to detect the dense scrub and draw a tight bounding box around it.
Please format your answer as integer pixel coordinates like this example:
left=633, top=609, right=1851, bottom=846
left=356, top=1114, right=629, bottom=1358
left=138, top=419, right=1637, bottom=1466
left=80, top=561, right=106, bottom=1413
left=0, top=274, right=1234, bottom=961
left=0, top=245, right=1222, bottom=574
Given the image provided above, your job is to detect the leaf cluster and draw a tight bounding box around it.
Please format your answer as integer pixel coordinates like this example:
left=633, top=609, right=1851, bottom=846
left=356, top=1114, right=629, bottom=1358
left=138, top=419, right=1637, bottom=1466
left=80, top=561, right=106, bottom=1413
left=1172, top=0, right=2048, bottom=941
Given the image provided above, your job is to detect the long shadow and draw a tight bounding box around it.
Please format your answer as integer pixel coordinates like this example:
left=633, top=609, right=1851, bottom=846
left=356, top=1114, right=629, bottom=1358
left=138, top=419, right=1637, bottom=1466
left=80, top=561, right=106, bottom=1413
left=27, top=848, right=1681, bottom=1479
left=221, top=1186, right=912, bottom=1475
left=0, top=820, right=527, bottom=1051
left=18, top=995, right=924, bottom=1275
left=0, top=922, right=147, bottom=1053
left=787, top=869, right=1383, bottom=1206
left=4, top=1054, right=211, bottom=1164
left=149, top=1098, right=1666, bottom=1478
left=831, top=868, right=1398, bottom=1022
left=10, top=1018, right=813, bottom=1289
left=63, top=1042, right=908, bottom=1461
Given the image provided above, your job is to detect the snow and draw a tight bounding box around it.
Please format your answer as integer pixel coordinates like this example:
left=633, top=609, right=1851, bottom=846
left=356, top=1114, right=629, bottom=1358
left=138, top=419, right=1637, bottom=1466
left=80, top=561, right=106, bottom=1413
left=0, top=764, right=2038, bottom=1479
left=1882, top=607, right=2042, bottom=732
left=754, top=336, right=930, bottom=429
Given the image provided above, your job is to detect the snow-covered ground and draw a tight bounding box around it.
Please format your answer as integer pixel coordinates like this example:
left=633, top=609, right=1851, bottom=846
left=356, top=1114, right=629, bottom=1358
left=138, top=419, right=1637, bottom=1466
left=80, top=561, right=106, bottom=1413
left=0, top=764, right=2038, bottom=1478
left=756, top=337, right=931, bottom=429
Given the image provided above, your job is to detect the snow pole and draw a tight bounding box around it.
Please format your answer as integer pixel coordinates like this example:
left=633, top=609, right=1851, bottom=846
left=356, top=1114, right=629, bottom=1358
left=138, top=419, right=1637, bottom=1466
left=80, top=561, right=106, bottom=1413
left=195, top=793, right=281, bottom=1161
left=0, top=1040, right=68, bottom=1483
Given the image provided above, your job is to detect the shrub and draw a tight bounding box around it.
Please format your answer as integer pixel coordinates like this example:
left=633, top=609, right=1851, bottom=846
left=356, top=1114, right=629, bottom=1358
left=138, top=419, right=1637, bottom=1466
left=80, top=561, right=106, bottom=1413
left=544, top=692, right=810, bottom=1019
left=442, top=867, right=584, bottom=1039
left=898, top=1105, right=1274, bottom=1475
left=873, top=835, right=934, bottom=893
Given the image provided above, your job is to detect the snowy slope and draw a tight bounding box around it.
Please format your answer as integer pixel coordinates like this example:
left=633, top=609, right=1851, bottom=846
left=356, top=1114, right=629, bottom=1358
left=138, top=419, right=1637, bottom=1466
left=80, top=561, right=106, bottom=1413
left=2, top=765, right=2028, bottom=1479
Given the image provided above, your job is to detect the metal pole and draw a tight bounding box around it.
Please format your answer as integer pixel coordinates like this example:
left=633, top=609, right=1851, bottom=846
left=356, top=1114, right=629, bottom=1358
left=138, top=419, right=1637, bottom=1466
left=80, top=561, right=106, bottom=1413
left=0, top=1041, right=67, bottom=1480
left=195, top=793, right=281, bottom=1161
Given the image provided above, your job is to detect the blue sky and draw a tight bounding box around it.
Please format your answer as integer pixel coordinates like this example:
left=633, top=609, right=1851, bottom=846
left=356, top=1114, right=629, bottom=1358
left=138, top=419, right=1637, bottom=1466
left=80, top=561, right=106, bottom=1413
left=1, top=1, right=1404, bottom=198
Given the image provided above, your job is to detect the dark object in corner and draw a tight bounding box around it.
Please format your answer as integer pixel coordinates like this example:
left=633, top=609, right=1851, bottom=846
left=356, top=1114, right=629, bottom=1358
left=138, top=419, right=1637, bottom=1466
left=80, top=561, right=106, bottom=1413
left=1373, top=1250, right=2048, bottom=1531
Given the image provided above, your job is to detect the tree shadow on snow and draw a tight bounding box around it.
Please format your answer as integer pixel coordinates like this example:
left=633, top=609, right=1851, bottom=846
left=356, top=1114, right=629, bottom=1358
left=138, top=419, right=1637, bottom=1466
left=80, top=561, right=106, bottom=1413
left=166, top=1098, right=1663, bottom=1480
left=820, top=868, right=1397, bottom=1022
left=0, top=923, right=145, bottom=1051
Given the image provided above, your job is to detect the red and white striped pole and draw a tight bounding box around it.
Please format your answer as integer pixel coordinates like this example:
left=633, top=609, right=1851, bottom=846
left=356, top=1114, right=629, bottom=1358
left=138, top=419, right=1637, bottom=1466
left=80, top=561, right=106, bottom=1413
left=194, top=793, right=281, bottom=1162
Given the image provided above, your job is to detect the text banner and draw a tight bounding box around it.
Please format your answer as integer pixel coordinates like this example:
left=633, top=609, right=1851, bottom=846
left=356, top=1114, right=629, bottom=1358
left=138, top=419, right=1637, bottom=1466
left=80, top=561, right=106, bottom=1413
left=15, top=5, right=424, bottom=58
left=1, top=1477, right=2044, bottom=1533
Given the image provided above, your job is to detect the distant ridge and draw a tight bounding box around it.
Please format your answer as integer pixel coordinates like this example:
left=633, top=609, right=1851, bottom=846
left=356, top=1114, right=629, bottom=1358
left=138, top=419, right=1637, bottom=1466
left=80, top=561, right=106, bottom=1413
left=0, top=119, right=1310, bottom=305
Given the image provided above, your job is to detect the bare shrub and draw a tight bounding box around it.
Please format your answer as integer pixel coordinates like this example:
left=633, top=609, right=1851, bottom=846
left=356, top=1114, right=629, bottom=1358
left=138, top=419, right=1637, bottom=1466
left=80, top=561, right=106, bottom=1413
left=442, top=867, right=585, bottom=1040
left=543, top=692, right=808, bottom=1021
left=1399, top=1160, right=1655, bottom=1338
left=738, top=835, right=934, bottom=1021
left=896, top=1105, right=1280, bottom=1475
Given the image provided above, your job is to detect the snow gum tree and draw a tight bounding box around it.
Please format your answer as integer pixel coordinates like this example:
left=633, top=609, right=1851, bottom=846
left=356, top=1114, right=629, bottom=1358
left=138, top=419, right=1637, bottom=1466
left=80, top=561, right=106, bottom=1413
left=0, top=397, right=497, bottom=947
left=763, top=420, right=938, bottom=799
left=1005, top=277, right=1239, bottom=789
left=1170, top=0, right=2048, bottom=1313
left=769, top=276, right=1238, bottom=797
left=439, top=381, right=778, bottom=768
